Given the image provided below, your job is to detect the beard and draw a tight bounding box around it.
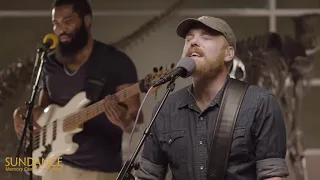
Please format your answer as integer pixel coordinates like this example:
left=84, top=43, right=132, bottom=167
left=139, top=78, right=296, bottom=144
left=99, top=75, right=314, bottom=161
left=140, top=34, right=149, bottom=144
left=193, top=53, right=225, bottom=78
left=182, top=47, right=226, bottom=78
left=56, top=20, right=89, bottom=61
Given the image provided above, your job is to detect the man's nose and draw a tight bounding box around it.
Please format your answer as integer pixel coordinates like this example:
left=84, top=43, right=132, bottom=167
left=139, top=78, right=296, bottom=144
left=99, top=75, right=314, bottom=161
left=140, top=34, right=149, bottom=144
left=55, top=25, right=68, bottom=36
left=58, top=29, right=66, bottom=36
left=189, top=37, right=200, bottom=47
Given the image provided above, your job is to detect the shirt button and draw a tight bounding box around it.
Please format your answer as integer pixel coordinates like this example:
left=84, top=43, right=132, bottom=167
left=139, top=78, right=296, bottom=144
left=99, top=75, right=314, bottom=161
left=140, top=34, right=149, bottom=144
left=200, top=166, right=204, bottom=170
left=199, top=117, right=204, bottom=120
left=168, top=139, right=172, bottom=143
left=199, top=141, right=203, bottom=145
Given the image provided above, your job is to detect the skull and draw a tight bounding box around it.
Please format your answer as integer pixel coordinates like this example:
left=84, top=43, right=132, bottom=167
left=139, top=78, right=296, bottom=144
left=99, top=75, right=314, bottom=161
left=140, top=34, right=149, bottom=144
left=229, top=56, right=246, bottom=81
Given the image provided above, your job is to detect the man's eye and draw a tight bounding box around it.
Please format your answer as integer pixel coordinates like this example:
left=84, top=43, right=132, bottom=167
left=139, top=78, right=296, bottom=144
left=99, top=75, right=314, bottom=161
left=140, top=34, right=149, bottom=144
left=185, top=36, right=193, bottom=41
left=203, top=35, right=212, bottom=40
left=64, top=19, right=73, bottom=24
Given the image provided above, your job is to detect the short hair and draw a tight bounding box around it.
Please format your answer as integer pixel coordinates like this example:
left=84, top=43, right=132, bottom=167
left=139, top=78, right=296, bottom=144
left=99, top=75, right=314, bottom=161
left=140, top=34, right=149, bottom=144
left=52, top=0, right=92, bottom=18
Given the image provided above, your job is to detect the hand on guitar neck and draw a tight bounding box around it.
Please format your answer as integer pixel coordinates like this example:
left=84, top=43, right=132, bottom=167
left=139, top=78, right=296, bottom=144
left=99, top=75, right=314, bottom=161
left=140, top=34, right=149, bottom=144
left=13, top=106, right=44, bottom=143
left=103, top=95, right=138, bottom=133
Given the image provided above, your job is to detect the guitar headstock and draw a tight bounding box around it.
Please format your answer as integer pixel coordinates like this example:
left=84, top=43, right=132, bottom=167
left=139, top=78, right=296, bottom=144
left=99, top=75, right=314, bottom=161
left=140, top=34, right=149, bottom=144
left=140, top=63, right=175, bottom=94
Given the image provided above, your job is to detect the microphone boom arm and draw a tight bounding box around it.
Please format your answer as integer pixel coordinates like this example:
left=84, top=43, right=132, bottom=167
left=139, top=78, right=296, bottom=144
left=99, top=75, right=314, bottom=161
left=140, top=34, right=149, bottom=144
left=15, top=47, right=48, bottom=180
left=116, top=79, right=176, bottom=180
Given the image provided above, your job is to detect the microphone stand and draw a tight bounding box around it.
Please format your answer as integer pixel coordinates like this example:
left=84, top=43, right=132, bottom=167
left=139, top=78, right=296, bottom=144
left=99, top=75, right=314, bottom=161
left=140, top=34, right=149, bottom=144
left=116, top=79, right=176, bottom=180
left=15, top=47, right=48, bottom=180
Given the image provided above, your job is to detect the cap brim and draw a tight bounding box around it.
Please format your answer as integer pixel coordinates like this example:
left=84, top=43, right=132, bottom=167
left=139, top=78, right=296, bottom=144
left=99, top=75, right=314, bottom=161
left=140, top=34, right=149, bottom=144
left=176, top=18, right=201, bottom=38
left=176, top=18, right=217, bottom=38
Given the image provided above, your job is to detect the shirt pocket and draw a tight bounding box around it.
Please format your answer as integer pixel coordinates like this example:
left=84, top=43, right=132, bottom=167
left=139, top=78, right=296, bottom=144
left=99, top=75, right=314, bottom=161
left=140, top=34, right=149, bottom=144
left=227, top=127, right=251, bottom=166
left=159, top=130, right=187, bottom=170
left=230, top=127, right=248, bottom=155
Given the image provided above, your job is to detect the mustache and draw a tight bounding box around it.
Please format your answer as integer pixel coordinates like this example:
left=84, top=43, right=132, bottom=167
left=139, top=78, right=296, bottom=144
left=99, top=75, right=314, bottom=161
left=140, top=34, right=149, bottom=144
left=59, top=33, right=73, bottom=39
left=185, top=47, right=204, bottom=57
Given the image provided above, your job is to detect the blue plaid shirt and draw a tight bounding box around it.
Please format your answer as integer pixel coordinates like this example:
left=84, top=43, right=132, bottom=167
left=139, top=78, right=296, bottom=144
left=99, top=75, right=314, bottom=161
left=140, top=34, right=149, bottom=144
left=135, top=76, right=289, bottom=180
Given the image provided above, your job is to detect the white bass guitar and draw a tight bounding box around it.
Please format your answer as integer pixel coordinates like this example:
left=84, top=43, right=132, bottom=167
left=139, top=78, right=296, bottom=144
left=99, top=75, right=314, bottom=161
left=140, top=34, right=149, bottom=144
left=29, top=66, right=171, bottom=176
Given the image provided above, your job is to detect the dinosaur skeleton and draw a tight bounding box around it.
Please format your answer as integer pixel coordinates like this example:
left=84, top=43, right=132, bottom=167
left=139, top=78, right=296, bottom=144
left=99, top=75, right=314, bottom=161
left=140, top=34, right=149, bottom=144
left=230, top=13, right=320, bottom=179
left=230, top=33, right=311, bottom=180
left=0, top=1, right=317, bottom=179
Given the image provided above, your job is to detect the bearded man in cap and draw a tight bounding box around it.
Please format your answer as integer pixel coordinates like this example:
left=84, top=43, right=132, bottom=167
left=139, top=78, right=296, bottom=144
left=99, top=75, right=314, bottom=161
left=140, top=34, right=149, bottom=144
left=135, top=16, right=289, bottom=180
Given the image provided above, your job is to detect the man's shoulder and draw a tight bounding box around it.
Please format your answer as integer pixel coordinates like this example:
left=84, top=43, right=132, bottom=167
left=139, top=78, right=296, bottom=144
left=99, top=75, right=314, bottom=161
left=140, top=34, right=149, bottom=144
left=94, top=40, right=133, bottom=63
left=93, top=40, right=115, bottom=53
left=246, top=84, right=273, bottom=97
left=229, top=78, right=271, bottom=97
left=94, top=40, right=124, bottom=55
left=243, top=82, right=277, bottom=107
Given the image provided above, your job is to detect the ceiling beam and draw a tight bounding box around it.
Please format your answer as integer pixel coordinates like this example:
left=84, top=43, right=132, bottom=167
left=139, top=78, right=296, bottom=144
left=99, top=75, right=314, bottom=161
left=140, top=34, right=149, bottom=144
left=0, top=8, right=319, bottom=17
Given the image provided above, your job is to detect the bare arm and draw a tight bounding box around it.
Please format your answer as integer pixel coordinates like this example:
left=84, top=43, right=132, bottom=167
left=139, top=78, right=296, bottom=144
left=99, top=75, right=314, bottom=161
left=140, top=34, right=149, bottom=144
left=103, top=83, right=144, bottom=133
left=13, top=90, right=51, bottom=138
left=38, top=89, right=51, bottom=108
left=109, top=83, right=144, bottom=133
left=117, top=83, right=144, bottom=122
left=103, top=49, right=144, bottom=133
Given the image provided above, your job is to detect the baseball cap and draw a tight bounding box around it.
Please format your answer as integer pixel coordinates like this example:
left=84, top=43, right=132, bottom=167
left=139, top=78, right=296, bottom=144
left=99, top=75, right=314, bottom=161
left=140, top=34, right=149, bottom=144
left=176, top=16, right=236, bottom=51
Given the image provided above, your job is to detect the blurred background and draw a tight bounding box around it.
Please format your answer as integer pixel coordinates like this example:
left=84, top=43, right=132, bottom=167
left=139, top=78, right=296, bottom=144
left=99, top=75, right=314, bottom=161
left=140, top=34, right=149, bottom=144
left=0, top=0, right=319, bottom=179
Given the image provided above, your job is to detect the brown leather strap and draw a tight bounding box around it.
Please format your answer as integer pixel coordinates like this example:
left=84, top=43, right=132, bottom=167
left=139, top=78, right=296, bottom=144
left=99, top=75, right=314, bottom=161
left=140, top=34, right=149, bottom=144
left=207, top=78, right=249, bottom=180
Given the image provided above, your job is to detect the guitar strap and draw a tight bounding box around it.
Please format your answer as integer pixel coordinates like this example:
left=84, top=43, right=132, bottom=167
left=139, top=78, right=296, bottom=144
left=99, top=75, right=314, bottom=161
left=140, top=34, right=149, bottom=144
left=207, top=78, right=249, bottom=180
left=85, top=42, right=117, bottom=103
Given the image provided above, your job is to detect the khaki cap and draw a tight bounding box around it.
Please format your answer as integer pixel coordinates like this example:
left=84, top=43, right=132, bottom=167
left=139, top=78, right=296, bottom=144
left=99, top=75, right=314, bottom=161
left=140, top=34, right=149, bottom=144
left=176, top=16, right=236, bottom=51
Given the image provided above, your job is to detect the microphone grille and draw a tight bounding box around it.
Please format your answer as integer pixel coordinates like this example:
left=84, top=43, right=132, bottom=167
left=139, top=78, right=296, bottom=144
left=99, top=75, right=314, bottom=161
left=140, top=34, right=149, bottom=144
left=43, top=33, right=59, bottom=49
left=176, top=57, right=196, bottom=78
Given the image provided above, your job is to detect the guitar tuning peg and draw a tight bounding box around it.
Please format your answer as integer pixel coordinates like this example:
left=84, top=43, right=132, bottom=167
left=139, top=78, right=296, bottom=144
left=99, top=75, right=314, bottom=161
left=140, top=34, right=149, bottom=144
left=153, top=67, right=158, bottom=73
left=153, top=72, right=158, bottom=78
left=171, top=63, right=175, bottom=69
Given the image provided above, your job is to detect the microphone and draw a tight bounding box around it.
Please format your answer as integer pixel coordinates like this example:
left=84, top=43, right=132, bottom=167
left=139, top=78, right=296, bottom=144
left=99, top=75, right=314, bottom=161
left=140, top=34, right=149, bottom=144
left=40, top=33, right=59, bottom=51
left=152, top=57, right=196, bottom=87
left=34, top=34, right=59, bottom=67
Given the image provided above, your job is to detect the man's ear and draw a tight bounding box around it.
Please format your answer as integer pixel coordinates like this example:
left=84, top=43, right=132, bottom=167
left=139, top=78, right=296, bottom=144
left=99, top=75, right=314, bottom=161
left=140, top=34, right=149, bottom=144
left=84, top=15, right=92, bottom=28
left=224, top=46, right=235, bottom=63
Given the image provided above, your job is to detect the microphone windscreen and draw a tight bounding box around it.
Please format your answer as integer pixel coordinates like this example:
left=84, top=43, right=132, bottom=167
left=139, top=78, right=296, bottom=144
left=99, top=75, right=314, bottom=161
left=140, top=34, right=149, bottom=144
left=43, top=33, right=59, bottom=49
left=176, top=57, right=196, bottom=78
